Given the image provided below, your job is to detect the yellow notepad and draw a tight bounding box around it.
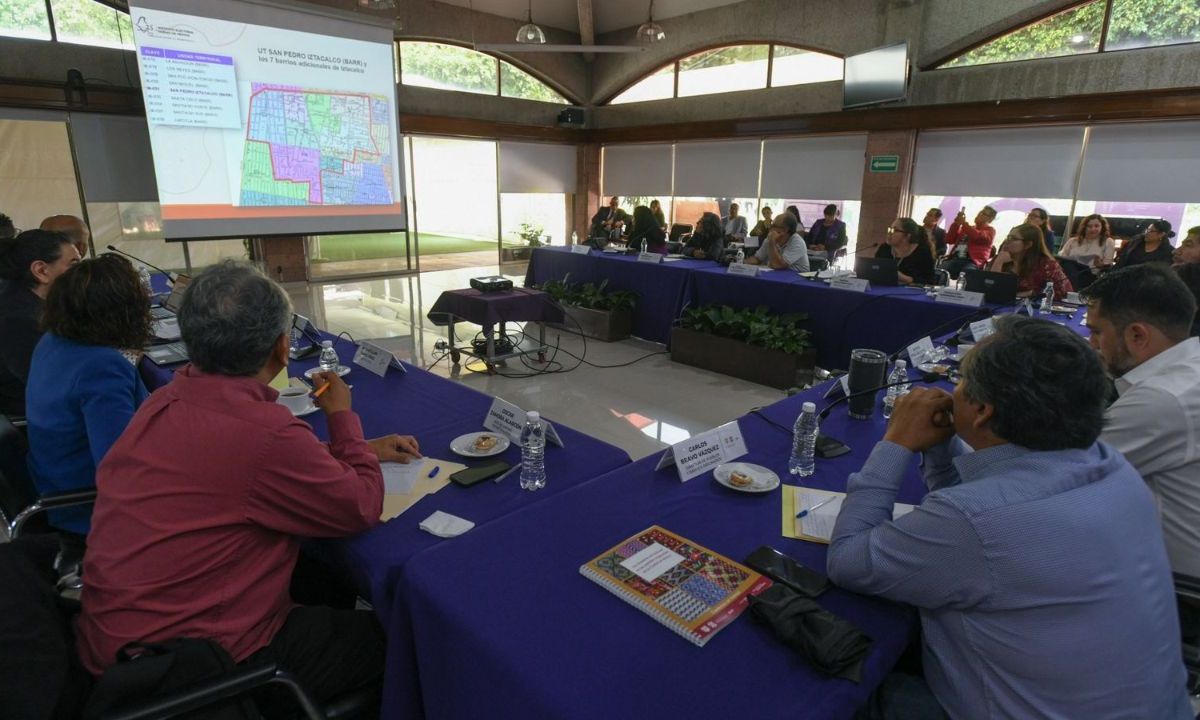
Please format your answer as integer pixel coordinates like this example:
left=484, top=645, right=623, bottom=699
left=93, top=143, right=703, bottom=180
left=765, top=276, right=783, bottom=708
left=380, top=457, right=465, bottom=521
left=781, top=486, right=916, bottom=544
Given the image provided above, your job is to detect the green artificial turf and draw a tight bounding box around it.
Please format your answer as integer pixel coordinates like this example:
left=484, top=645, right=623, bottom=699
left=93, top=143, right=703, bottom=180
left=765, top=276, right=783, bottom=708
left=312, top=233, right=524, bottom=262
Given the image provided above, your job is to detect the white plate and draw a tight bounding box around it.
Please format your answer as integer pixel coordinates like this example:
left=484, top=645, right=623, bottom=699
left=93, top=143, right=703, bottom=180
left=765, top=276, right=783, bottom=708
left=304, top=365, right=351, bottom=379
left=713, top=462, right=780, bottom=494
left=450, top=432, right=511, bottom=458
left=280, top=401, right=320, bottom=417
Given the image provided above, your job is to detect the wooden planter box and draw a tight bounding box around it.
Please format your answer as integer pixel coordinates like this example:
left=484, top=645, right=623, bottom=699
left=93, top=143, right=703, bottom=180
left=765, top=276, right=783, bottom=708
left=546, top=305, right=633, bottom=342
left=501, top=246, right=534, bottom=262
left=670, top=327, right=817, bottom=390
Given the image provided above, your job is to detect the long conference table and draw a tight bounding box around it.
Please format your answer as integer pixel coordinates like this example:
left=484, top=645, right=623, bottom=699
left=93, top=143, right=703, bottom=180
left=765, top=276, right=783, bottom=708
left=526, top=246, right=979, bottom=370
left=140, top=304, right=1089, bottom=720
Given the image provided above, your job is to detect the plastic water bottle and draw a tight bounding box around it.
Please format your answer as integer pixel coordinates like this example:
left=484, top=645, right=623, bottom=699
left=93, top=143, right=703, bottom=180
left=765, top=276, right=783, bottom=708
left=318, top=340, right=339, bottom=372
left=519, top=411, right=546, bottom=491
left=882, top=360, right=912, bottom=420
left=138, top=266, right=153, bottom=296
left=1039, top=281, right=1055, bottom=313
left=788, top=402, right=819, bottom=477
left=571, top=231, right=578, bottom=247
left=735, top=247, right=745, bottom=264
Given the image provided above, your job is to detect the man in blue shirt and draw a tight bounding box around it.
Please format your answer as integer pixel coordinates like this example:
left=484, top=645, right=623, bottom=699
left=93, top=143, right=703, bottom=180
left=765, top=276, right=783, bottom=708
left=829, top=315, right=1191, bottom=719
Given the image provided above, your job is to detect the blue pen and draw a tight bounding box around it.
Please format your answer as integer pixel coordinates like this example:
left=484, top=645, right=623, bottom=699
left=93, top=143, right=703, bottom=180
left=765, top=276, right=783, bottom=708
left=427, top=465, right=440, bottom=479
left=796, top=497, right=835, bottom=519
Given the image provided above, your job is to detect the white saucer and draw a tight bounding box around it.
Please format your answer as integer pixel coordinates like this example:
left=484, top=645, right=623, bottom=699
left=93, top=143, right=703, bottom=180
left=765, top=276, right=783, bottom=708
left=713, top=462, right=780, bottom=493
left=304, top=365, right=351, bottom=379
left=450, top=432, right=510, bottom=458
left=281, top=401, right=319, bottom=417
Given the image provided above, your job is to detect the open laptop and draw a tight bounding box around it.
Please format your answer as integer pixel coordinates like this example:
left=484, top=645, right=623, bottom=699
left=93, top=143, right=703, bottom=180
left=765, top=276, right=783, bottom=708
left=145, top=341, right=188, bottom=366
left=963, top=270, right=1019, bottom=305
left=854, top=257, right=899, bottom=286
left=149, top=274, right=192, bottom=319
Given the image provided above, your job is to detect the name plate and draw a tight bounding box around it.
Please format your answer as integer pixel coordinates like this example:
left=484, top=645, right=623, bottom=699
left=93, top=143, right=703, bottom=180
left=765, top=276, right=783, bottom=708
left=483, top=397, right=564, bottom=448
left=969, top=318, right=996, bottom=342
left=829, top=276, right=870, bottom=293
left=654, top=421, right=748, bottom=482
left=726, top=263, right=759, bottom=277
left=352, top=341, right=406, bottom=378
left=935, top=288, right=984, bottom=307
left=637, top=252, right=663, bottom=264
left=906, top=336, right=935, bottom=366
left=571, top=244, right=591, bottom=255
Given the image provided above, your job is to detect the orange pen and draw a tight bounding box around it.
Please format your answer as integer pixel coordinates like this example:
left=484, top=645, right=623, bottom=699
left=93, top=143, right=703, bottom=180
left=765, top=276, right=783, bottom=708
left=312, top=381, right=331, bottom=399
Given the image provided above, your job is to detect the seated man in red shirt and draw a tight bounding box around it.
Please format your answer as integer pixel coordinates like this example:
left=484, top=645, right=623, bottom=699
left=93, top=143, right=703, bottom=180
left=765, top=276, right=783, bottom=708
left=942, top=206, right=997, bottom=280
left=77, top=261, right=420, bottom=716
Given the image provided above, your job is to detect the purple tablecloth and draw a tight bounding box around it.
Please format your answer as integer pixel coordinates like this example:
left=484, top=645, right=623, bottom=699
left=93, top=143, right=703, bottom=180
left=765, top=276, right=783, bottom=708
left=525, top=247, right=711, bottom=343
left=686, top=266, right=981, bottom=371
left=426, top=287, right=564, bottom=328
left=393, top=380, right=930, bottom=720
left=139, top=337, right=633, bottom=720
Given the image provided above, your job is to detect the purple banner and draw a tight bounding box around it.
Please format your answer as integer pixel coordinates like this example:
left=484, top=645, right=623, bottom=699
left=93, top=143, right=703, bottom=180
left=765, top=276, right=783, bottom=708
left=140, top=46, right=165, bottom=58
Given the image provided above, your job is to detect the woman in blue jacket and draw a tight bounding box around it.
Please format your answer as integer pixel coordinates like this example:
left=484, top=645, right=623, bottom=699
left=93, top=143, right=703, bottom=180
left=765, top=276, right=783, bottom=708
left=26, top=254, right=151, bottom=545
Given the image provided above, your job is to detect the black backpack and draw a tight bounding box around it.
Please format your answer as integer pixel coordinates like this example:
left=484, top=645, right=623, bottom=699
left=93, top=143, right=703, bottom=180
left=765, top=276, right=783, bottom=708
left=84, top=638, right=262, bottom=720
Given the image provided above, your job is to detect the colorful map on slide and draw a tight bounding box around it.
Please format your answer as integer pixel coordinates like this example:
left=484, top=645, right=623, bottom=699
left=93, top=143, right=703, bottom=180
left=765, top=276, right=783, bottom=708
left=240, top=83, right=394, bottom=207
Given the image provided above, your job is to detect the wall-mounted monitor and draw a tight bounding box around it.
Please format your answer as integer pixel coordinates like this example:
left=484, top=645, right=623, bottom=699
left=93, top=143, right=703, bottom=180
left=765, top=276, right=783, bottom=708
left=843, top=42, right=909, bottom=109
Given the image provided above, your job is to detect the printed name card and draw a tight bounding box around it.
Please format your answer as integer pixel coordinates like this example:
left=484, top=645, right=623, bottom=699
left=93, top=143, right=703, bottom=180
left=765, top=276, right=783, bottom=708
left=571, top=244, right=591, bottom=255
left=726, top=263, right=760, bottom=277
left=970, top=318, right=996, bottom=342
left=637, top=252, right=663, bottom=264
left=352, top=341, right=406, bottom=378
left=829, top=276, right=870, bottom=293
left=935, top=288, right=984, bottom=307
left=906, top=337, right=935, bottom=366
left=483, top=397, right=564, bottom=448
left=655, top=421, right=748, bottom=482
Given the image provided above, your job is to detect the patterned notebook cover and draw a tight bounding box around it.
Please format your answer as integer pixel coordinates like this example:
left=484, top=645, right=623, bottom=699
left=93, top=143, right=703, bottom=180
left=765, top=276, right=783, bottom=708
left=579, top=526, right=772, bottom=647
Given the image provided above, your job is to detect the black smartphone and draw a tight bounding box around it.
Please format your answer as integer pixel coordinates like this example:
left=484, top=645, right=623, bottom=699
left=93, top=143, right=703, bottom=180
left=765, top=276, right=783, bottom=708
left=743, top=546, right=829, bottom=597
left=815, top=433, right=851, bottom=459
left=450, top=460, right=511, bottom=487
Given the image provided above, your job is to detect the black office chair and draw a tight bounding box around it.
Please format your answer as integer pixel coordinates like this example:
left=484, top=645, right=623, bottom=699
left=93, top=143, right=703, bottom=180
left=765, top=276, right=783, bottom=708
left=668, top=223, right=693, bottom=244
left=0, top=412, right=35, bottom=535
left=933, top=268, right=951, bottom=287
left=808, top=255, right=829, bottom=272
left=1175, top=573, right=1200, bottom=696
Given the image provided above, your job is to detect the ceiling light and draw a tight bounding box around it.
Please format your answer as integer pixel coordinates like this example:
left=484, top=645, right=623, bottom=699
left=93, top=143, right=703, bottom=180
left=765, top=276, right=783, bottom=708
left=516, top=0, right=547, bottom=44
left=636, top=1, right=665, bottom=44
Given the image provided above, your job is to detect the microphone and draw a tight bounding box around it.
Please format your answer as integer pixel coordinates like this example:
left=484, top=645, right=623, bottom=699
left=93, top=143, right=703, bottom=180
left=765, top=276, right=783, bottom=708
left=888, top=307, right=992, bottom=360
left=105, top=245, right=179, bottom=283
left=818, top=371, right=943, bottom=420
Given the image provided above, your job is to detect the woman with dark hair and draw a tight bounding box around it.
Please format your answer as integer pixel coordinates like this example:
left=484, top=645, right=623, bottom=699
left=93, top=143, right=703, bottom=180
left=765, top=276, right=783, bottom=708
left=649, top=199, right=667, bottom=231
left=988, top=223, right=1073, bottom=300
left=1060, top=213, right=1116, bottom=270
left=1025, top=208, right=1058, bottom=253
left=626, top=205, right=666, bottom=253
left=784, top=205, right=806, bottom=234
left=1115, top=220, right=1176, bottom=268
left=26, top=254, right=152, bottom=541
left=680, top=212, right=725, bottom=261
left=875, top=217, right=936, bottom=285
left=0, top=229, right=79, bottom=416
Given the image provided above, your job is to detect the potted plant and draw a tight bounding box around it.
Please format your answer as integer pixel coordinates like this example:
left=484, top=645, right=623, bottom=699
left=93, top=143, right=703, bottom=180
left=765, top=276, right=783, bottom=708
left=670, top=304, right=816, bottom=389
left=537, top=274, right=637, bottom=342
left=501, top=222, right=545, bottom=262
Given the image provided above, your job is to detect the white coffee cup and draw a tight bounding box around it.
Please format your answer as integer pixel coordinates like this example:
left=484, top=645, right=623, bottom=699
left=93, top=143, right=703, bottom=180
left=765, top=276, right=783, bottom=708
left=278, top=387, right=312, bottom=414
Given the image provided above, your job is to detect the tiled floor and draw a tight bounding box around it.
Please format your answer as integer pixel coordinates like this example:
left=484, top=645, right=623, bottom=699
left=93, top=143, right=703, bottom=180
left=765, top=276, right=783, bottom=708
left=301, top=265, right=785, bottom=461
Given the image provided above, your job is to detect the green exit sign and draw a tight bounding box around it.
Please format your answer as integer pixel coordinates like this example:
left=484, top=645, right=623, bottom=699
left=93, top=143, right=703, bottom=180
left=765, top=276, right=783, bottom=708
left=870, top=155, right=900, bottom=173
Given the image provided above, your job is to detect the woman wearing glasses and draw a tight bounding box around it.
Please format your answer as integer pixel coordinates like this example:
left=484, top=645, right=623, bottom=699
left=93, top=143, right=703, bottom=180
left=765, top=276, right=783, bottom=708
left=876, top=217, right=936, bottom=286
left=1025, top=208, right=1058, bottom=253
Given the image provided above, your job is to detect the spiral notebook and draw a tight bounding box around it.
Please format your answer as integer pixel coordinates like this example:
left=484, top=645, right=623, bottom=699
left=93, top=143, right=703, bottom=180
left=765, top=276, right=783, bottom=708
left=579, top=526, right=772, bottom=647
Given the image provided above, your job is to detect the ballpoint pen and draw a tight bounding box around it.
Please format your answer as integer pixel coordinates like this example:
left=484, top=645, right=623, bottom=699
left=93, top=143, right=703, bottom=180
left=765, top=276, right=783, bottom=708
left=796, top=497, right=835, bottom=519
left=494, top=463, right=521, bottom=483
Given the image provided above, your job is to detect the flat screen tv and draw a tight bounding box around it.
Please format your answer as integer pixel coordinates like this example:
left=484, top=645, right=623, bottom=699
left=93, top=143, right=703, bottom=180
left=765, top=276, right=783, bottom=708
left=843, top=42, right=909, bottom=109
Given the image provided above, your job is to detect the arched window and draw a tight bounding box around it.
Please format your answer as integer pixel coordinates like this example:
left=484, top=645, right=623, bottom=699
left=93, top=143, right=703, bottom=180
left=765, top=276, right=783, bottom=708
left=398, top=40, right=570, bottom=104
left=1, top=0, right=134, bottom=49
left=939, top=0, right=1200, bottom=69
left=609, top=43, right=843, bottom=105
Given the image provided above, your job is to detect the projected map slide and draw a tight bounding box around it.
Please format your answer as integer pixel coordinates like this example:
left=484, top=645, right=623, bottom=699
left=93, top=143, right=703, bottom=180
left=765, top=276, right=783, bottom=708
left=129, top=5, right=403, bottom=237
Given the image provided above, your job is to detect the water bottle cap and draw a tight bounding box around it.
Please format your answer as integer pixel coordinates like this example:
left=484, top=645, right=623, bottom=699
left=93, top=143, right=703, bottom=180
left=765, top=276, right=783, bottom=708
left=321, top=340, right=333, bottom=348
left=802, top=401, right=816, bottom=412
left=895, top=359, right=907, bottom=369
left=526, top=411, right=540, bottom=421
